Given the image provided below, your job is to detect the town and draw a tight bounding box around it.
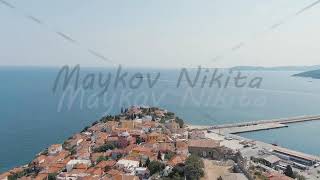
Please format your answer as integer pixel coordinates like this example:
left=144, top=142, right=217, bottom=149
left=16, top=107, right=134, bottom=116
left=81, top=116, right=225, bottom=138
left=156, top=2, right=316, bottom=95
left=0, top=106, right=317, bottom=180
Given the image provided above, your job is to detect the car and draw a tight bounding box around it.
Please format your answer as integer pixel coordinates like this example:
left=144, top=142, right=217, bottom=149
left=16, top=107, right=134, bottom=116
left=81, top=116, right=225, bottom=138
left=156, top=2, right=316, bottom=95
left=314, top=163, right=320, bottom=168
left=224, top=136, right=233, bottom=140
left=243, top=144, right=250, bottom=148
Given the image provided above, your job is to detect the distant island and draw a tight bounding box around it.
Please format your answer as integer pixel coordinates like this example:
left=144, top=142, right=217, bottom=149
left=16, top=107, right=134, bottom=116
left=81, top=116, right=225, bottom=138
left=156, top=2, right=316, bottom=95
left=293, top=69, right=320, bottom=79
left=231, top=65, right=320, bottom=71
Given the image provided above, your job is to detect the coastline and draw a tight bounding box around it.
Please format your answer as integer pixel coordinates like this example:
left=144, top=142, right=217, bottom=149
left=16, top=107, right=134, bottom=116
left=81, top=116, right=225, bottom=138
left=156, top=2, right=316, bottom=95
left=186, top=116, right=320, bottom=157
left=2, top=106, right=320, bottom=180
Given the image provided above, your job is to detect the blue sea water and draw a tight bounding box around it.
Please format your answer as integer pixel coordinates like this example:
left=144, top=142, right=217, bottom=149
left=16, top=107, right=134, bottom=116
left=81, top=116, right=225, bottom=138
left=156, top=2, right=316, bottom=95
left=239, top=121, right=320, bottom=156
left=1, top=66, right=320, bottom=172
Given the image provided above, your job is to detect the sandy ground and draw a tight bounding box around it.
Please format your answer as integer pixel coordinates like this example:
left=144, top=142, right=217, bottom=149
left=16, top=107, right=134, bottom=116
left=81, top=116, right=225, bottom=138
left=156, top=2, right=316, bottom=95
left=205, top=132, right=244, bottom=150
left=201, top=159, right=232, bottom=180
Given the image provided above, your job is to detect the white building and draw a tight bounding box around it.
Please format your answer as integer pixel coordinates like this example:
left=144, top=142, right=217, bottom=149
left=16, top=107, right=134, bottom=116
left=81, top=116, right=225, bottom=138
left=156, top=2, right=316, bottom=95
left=66, top=160, right=91, bottom=172
left=135, top=167, right=149, bottom=177
left=48, top=144, right=63, bottom=155
left=56, top=172, right=89, bottom=180
left=116, top=159, right=139, bottom=174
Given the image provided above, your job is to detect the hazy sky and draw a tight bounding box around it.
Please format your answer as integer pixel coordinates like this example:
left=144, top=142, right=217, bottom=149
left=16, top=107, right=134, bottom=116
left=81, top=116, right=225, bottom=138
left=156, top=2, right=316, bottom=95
left=0, top=0, right=319, bottom=68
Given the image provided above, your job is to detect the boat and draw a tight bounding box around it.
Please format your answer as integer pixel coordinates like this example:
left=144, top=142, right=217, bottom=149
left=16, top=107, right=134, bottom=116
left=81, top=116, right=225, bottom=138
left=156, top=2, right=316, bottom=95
left=136, top=75, right=144, bottom=79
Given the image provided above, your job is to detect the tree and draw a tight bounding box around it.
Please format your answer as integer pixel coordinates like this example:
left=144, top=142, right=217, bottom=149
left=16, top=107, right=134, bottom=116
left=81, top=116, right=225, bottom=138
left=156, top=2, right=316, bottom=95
left=48, top=173, right=57, bottom=180
left=175, top=117, right=184, bottom=128
left=165, top=151, right=175, bottom=160
left=157, top=151, right=162, bottom=160
left=147, top=161, right=165, bottom=175
left=114, top=115, right=120, bottom=121
left=91, top=120, right=99, bottom=126
left=159, top=117, right=166, bottom=124
left=96, top=156, right=108, bottom=163
left=70, top=149, right=76, bottom=155
left=81, top=126, right=90, bottom=133
left=166, top=112, right=175, bottom=118
left=136, top=136, right=142, bottom=145
left=93, top=143, right=115, bottom=153
left=163, top=172, right=184, bottom=180
left=169, top=163, right=185, bottom=179
left=284, top=165, right=294, bottom=178
left=145, top=158, right=150, bottom=167
left=8, top=175, right=18, bottom=180
left=185, top=155, right=204, bottom=180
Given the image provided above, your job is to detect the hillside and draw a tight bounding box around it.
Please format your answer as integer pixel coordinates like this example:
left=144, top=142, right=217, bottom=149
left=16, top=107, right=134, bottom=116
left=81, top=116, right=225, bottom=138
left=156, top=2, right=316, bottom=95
left=293, top=69, right=320, bottom=79
left=232, top=65, right=320, bottom=71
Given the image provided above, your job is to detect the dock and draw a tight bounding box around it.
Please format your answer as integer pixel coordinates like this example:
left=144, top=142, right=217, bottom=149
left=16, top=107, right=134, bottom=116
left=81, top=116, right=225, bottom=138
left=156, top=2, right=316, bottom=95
left=212, top=122, right=288, bottom=134
left=188, top=114, right=320, bottom=134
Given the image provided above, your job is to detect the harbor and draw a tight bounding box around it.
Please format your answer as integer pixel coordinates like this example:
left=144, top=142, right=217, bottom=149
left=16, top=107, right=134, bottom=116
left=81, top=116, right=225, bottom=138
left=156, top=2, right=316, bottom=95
left=188, top=114, right=320, bottom=179
left=187, top=114, right=320, bottom=134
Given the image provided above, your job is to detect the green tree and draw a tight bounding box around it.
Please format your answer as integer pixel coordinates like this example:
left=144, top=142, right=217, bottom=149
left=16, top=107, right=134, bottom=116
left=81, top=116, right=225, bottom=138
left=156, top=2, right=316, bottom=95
left=284, top=165, right=294, bottom=178
left=93, top=143, right=115, bottom=153
left=147, top=161, right=165, bottom=175
left=48, top=173, right=57, bottom=180
left=96, top=156, right=108, bottom=163
left=91, top=120, right=99, bottom=126
left=185, top=155, right=204, bottom=180
left=163, top=172, right=184, bottom=180
left=145, top=158, right=150, bottom=167
left=166, top=112, right=175, bottom=118
left=160, top=117, right=166, bottom=124
left=165, top=152, right=175, bottom=160
left=166, top=164, right=185, bottom=180
left=136, top=136, right=142, bottom=145
left=8, top=175, right=18, bottom=180
left=70, top=148, right=77, bottom=155
left=175, top=117, right=184, bottom=128
left=157, top=151, right=162, bottom=160
left=80, top=126, right=90, bottom=133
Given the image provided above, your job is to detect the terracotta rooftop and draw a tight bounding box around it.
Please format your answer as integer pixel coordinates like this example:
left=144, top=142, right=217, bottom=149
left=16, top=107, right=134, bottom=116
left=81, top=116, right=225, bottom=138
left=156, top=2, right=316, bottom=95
left=107, top=169, right=123, bottom=176
left=132, top=146, right=152, bottom=153
left=107, top=137, right=119, bottom=141
left=168, top=155, right=187, bottom=166
left=96, top=160, right=116, bottom=168
left=34, top=173, right=48, bottom=180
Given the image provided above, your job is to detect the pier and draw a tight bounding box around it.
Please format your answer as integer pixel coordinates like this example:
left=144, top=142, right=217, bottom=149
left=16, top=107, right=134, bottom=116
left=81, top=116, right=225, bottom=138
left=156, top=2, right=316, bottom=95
left=188, top=114, right=320, bottom=134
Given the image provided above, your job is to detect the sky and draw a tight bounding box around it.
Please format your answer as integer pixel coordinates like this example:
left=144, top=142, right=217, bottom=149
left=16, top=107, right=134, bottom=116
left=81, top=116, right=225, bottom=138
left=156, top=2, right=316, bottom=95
left=0, top=0, right=320, bottom=68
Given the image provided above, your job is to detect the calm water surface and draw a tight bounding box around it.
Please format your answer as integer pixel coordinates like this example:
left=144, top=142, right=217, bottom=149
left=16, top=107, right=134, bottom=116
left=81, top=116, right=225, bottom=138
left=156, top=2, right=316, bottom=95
left=239, top=121, right=320, bottom=156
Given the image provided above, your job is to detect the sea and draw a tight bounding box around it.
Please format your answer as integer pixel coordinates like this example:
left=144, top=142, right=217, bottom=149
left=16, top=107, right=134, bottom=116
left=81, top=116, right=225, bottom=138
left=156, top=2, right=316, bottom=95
left=1, top=66, right=320, bottom=172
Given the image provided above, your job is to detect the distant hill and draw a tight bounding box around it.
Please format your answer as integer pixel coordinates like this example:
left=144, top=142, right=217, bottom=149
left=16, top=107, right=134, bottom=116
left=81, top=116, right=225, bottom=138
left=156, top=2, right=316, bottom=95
left=231, top=65, right=320, bottom=71
left=293, top=69, right=320, bottom=79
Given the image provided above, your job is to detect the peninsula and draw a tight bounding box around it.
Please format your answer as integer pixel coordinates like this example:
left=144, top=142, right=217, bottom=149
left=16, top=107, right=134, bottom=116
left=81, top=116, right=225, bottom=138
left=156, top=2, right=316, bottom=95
left=1, top=106, right=318, bottom=180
